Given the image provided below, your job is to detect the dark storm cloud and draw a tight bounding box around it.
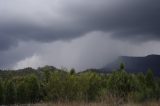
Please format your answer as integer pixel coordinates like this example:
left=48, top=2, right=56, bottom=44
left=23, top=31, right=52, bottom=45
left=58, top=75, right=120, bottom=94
left=77, top=0, right=160, bottom=41
left=0, top=0, right=160, bottom=51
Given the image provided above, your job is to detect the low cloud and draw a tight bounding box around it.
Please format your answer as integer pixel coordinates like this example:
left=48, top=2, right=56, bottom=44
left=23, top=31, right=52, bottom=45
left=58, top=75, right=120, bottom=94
left=12, top=32, right=160, bottom=71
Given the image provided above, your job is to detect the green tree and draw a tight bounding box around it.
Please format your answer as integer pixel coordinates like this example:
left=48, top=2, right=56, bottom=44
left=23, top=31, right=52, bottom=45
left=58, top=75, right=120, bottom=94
left=107, top=65, right=135, bottom=99
left=4, top=80, right=16, bottom=105
left=70, top=68, right=76, bottom=75
left=43, top=69, right=51, bottom=83
left=63, top=74, right=78, bottom=101
left=25, top=75, right=40, bottom=103
left=47, top=72, right=64, bottom=101
left=145, top=69, right=154, bottom=88
left=0, top=79, right=4, bottom=105
left=87, top=72, right=101, bottom=101
left=17, top=81, right=27, bottom=103
left=119, top=63, right=125, bottom=71
left=145, top=69, right=155, bottom=99
left=78, top=72, right=102, bottom=101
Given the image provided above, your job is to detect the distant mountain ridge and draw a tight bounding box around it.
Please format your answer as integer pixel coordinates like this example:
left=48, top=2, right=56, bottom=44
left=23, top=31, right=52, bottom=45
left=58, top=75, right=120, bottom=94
left=1, top=55, right=160, bottom=76
left=101, top=54, right=160, bottom=75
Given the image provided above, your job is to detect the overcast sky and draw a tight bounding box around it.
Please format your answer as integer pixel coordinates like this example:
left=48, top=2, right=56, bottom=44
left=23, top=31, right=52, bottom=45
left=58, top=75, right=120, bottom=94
left=0, top=0, right=160, bottom=70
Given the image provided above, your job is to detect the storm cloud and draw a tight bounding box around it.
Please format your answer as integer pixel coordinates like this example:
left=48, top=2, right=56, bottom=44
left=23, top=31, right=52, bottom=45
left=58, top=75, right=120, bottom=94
left=0, top=0, right=160, bottom=70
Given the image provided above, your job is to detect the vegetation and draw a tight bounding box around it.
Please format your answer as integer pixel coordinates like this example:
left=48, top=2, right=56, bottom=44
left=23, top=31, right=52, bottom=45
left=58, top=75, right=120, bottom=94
left=0, top=65, right=160, bottom=105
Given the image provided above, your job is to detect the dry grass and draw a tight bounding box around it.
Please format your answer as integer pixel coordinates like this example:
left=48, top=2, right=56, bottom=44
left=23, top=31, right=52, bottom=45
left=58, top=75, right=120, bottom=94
left=10, top=96, right=160, bottom=106
left=13, top=101, right=160, bottom=106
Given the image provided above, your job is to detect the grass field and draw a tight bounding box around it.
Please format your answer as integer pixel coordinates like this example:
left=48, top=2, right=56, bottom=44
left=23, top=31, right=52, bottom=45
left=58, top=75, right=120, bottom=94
left=15, top=101, right=160, bottom=106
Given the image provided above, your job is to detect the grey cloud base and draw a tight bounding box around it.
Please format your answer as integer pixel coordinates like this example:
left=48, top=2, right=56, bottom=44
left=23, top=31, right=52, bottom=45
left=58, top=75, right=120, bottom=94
left=0, top=0, right=160, bottom=69
left=0, top=0, right=160, bottom=50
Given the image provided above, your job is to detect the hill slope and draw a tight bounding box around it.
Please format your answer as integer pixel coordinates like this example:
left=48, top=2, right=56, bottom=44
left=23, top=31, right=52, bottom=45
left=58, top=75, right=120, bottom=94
left=102, top=54, right=160, bottom=75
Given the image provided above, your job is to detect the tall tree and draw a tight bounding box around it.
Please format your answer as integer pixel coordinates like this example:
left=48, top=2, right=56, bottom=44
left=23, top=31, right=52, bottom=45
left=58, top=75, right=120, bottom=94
left=146, top=69, right=154, bottom=88
left=4, top=80, right=16, bottom=105
left=25, top=74, right=40, bottom=103
left=0, top=79, right=4, bottom=105
left=17, top=81, right=27, bottom=103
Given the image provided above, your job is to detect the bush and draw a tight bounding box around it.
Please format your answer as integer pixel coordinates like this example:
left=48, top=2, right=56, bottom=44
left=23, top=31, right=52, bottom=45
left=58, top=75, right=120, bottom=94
left=0, top=65, right=159, bottom=105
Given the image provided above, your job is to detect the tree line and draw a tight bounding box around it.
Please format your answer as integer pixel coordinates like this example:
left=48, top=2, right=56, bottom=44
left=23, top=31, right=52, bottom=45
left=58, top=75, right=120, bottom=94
left=0, top=64, right=160, bottom=105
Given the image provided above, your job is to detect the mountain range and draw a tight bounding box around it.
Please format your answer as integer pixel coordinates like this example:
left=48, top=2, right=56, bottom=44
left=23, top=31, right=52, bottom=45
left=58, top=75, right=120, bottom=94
left=101, top=54, right=160, bottom=76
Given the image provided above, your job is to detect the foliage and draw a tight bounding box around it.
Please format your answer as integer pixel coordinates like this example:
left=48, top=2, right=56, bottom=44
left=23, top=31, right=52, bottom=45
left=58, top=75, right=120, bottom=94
left=4, top=80, right=16, bottom=104
left=0, top=65, right=159, bottom=105
left=0, top=79, right=4, bottom=104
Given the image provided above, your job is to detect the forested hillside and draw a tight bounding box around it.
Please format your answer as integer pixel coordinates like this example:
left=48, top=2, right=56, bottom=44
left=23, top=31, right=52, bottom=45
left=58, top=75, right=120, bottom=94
left=0, top=64, right=160, bottom=105
left=102, top=55, right=160, bottom=76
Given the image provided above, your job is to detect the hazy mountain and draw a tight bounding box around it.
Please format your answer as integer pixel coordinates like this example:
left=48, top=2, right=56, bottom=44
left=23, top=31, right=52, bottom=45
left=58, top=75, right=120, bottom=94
left=101, top=54, right=160, bottom=75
